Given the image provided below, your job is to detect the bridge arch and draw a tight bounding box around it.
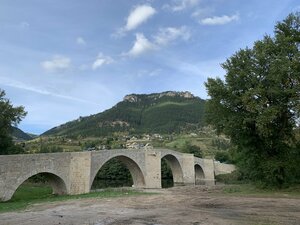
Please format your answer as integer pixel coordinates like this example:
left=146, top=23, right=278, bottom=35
left=161, top=154, right=184, bottom=186
left=5, top=171, right=68, bottom=201
left=90, top=155, right=145, bottom=190
left=195, top=164, right=205, bottom=185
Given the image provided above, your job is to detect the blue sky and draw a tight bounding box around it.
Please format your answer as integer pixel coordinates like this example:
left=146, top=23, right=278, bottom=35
left=1, top=0, right=299, bottom=134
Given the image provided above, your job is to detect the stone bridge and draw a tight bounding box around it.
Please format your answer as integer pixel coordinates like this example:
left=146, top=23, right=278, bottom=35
left=0, top=149, right=235, bottom=201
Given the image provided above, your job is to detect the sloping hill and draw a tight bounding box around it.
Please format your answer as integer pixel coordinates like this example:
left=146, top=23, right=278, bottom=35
left=11, top=127, right=34, bottom=142
left=43, top=91, right=206, bottom=137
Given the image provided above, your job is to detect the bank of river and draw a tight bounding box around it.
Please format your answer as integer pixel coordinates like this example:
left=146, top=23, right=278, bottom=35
left=1, top=185, right=300, bottom=225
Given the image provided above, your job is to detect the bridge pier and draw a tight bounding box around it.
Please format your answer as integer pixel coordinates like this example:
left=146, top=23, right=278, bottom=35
left=68, top=152, right=91, bottom=195
left=144, top=151, right=162, bottom=188
left=194, top=158, right=216, bottom=185
left=181, top=154, right=196, bottom=186
left=143, top=150, right=197, bottom=188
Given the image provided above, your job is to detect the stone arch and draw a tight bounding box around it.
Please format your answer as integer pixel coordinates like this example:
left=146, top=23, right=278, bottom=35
left=195, top=164, right=205, bottom=185
left=91, top=155, right=145, bottom=190
left=161, top=154, right=184, bottom=186
left=5, top=172, right=68, bottom=201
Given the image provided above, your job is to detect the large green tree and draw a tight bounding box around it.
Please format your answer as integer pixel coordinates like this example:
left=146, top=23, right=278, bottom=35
left=0, top=89, right=27, bottom=154
left=205, top=13, right=300, bottom=187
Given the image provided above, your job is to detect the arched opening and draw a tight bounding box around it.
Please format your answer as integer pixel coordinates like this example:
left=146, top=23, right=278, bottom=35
left=195, top=164, right=205, bottom=185
left=10, top=172, right=67, bottom=202
left=161, top=154, right=184, bottom=188
left=161, top=158, right=173, bottom=188
left=91, top=156, right=145, bottom=190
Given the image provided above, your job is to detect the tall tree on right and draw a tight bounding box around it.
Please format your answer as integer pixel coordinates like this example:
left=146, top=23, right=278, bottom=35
left=205, top=13, right=300, bottom=188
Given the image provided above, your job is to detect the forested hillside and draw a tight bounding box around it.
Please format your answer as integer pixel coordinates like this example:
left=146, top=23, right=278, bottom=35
left=11, top=127, right=34, bottom=142
left=43, top=91, right=206, bottom=137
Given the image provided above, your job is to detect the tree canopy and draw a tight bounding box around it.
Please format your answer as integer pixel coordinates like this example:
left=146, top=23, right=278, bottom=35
left=205, top=13, right=300, bottom=187
left=0, top=89, right=27, bottom=154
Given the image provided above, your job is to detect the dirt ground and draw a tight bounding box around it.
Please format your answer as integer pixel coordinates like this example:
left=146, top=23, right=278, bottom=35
left=1, top=186, right=300, bottom=225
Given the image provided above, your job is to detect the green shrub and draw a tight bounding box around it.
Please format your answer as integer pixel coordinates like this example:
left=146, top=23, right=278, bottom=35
left=215, top=151, right=232, bottom=163
left=215, top=171, right=244, bottom=184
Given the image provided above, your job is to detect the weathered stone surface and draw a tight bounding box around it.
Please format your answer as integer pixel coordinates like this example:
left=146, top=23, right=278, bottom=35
left=0, top=149, right=234, bottom=201
left=194, top=158, right=215, bottom=185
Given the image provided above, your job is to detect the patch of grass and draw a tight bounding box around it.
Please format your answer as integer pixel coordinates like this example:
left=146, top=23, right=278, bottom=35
left=215, top=171, right=244, bottom=185
left=165, top=138, right=188, bottom=150
left=0, top=183, right=150, bottom=213
left=221, top=184, right=300, bottom=198
left=164, top=134, right=224, bottom=158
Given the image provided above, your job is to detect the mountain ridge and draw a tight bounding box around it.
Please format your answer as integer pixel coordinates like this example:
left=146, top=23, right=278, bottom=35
left=123, top=91, right=195, bottom=102
left=42, top=91, right=206, bottom=137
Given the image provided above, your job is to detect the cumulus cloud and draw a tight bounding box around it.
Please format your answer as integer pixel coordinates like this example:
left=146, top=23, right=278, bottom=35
left=114, top=4, right=156, bottom=37
left=124, top=26, right=191, bottom=57
left=163, top=0, right=200, bottom=12
left=200, top=14, right=239, bottom=25
left=92, top=53, right=114, bottom=70
left=41, top=55, right=71, bottom=72
left=125, top=5, right=156, bottom=31
left=153, top=26, right=190, bottom=46
left=76, top=37, right=86, bottom=45
left=125, top=33, right=155, bottom=57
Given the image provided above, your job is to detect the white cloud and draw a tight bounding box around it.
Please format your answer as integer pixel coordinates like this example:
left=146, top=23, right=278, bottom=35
left=114, top=4, right=156, bottom=37
left=76, top=37, right=86, bottom=45
left=163, top=0, right=200, bottom=12
left=125, top=5, right=156, bottom=31
left=124, top=27, right=191, bottom=57
left=153, top=26, right=190, bottom=46
left=200, top=14, right=239, bottom=25
left=41, top=55, right=71, bottom=72
left=92, top=53, right=114, bottom=70
left=125, top=33, right=155, bottom=57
